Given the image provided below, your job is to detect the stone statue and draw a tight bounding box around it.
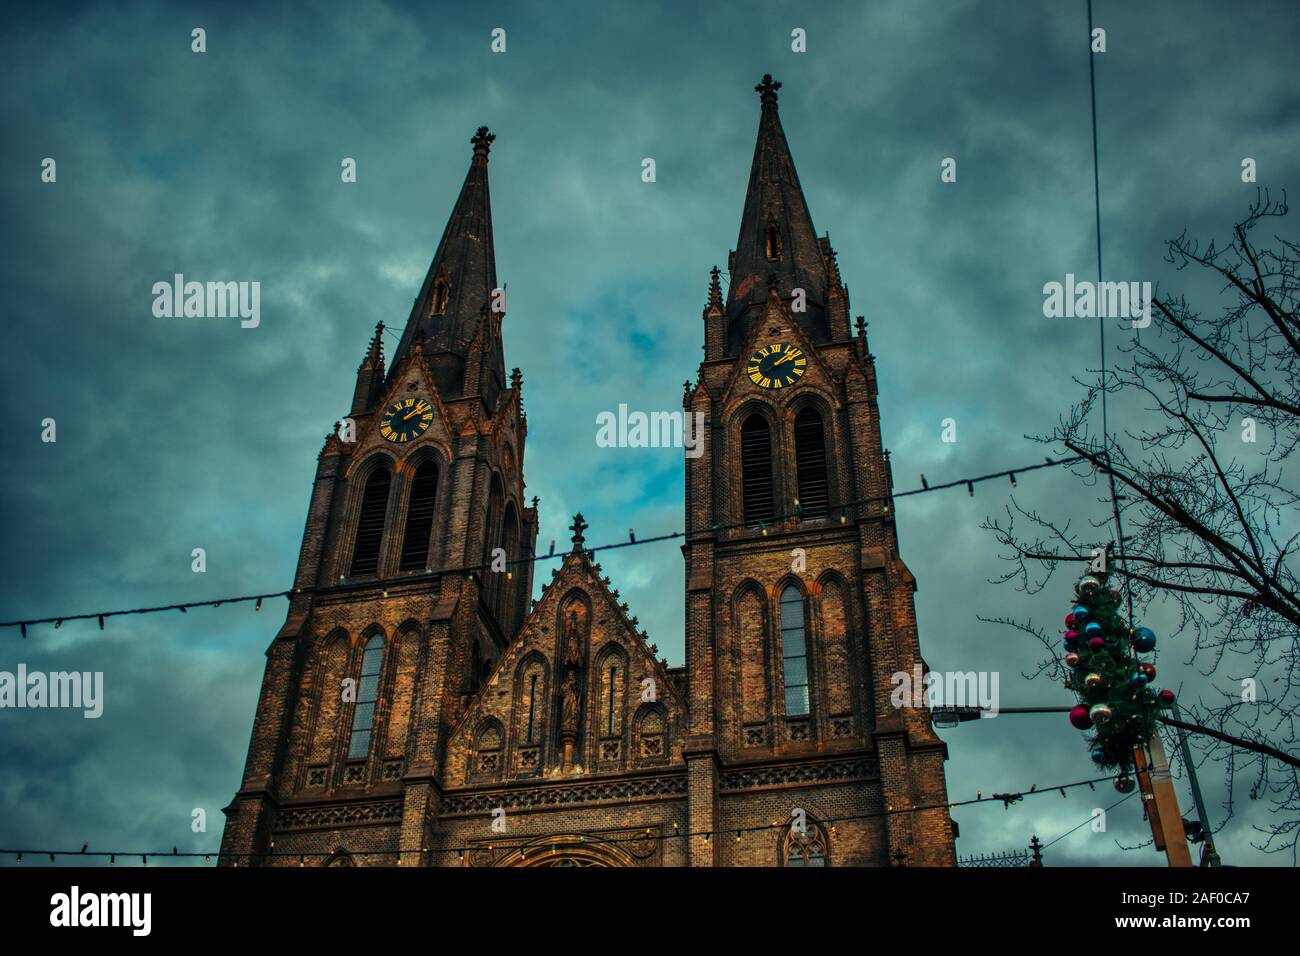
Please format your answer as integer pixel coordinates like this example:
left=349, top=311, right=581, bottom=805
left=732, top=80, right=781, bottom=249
left=562, top=610, right=584, bottom=669
left=560, top=671, right=580, bottom=737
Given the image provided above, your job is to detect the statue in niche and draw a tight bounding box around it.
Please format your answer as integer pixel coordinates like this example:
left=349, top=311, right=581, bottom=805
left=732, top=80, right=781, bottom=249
left=562, top=609, right=585, bottom=670
left=560, top=671, right=581, bottom=738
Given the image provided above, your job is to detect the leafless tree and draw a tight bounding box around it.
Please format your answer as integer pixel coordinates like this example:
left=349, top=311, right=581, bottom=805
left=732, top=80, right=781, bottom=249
left=984, top=191, right=1300, bottom=859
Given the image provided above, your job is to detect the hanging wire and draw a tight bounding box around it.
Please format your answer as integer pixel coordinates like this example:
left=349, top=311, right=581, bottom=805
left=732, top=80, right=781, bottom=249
left=2, top=454, right=1080, bottom=635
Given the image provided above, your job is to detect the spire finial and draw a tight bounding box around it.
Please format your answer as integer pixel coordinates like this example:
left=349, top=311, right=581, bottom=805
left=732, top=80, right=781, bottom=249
left=569, top=513, right=589, bottom=550
left=471, top=126, right=495, bottom=158
left=755, top=74, right=781, bottom=105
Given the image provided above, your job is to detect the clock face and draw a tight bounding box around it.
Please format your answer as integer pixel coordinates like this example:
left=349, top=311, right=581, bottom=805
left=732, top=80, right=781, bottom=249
left=380, top=397, right=433, bottom=443
left=747, top=342, right=806, bottom=389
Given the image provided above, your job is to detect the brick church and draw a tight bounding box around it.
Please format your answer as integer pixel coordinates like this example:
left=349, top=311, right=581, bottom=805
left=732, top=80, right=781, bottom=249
left=220, top=75, right=956, bottom=867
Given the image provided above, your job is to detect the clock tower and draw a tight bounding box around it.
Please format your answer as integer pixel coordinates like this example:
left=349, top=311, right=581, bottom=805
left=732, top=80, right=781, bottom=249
left=220, top=127, right=537, bottom=865
left=680, top=75, right=956, bottom=865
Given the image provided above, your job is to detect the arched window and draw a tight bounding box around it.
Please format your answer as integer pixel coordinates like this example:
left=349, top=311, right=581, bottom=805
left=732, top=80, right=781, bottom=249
left=399, top=460, right=439, bottom=571
left=431, top=277, right=449, bottom=315
left=496, top=503, right=519, bottom=624
left=741, top=414, right=775, bottom=525
left=473, top=720, right=503, bottom=777
left=793, top=407, right=830, bottom=518
left=780, top=585, right=810, bottom=716
left=782, top=821, right=829, bottom=867
left=350, top=467, right=391, bottom=577
left=347, top=634, right=384, bottom=759
left=765, top=224, right=781, bottom=260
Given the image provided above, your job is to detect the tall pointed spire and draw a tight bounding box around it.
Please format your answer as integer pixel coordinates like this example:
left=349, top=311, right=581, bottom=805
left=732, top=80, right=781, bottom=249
left=725, top=75, right=829, bottom=354
left=391, top=126, right=505, bottom=404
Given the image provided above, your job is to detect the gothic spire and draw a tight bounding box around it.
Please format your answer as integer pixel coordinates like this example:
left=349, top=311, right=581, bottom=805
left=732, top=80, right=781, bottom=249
left=705, top=265, right=724, bottom=316
left=390, top=127, right=505, bottom=404
left=726, top=75, right=828, bottom=353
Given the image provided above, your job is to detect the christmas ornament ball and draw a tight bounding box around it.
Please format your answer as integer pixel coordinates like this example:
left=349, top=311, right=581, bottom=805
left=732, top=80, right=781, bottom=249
left=1064, top=629, right=1079, bottom=645
left=1091, top=747, right=1107, bottom=764
left=1114, top=773, right=1135, bottom=794
left=1072, top=605, right=1090, bottom=622
left=1130, top=671, right=1147, bottom=685
left=1064, top=652, right=1080, bottom=668
left=1076, top=575, right=1104, bottom=597
left=1090, top=703, right=1114, bottom=725
left=1084, top=672, right=1103, bottom=689
left=1133, top=627, right=1157, bottom=652
left=1084, top=621, right=1102, bottom=637
left=1069, top=704, right=1092, bottom=730
left=1158, top=689, right=1175, bottom=705
left=1065, top=613, right=1077, bottom=628
left=1087, top=636, right=1105, bottom=651
left=1139, top=662, right=1156, bottom=682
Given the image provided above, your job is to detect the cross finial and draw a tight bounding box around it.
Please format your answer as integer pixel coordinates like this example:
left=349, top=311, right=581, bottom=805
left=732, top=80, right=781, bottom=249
left=471, top=126, right=496, bottom=157
left=755, top=74, right=781, bottom=104
left=569, top=513, right=589, bottom=549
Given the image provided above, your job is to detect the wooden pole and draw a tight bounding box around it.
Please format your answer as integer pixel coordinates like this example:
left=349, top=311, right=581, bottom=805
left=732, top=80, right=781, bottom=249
left=1133, top=733, right=1192, bottom=866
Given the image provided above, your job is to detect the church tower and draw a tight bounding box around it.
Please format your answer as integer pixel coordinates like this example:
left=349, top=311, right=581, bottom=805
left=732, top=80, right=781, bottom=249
left=220, top=127, right=538, bottom=866
left=681, top=75, right=956, bottom=865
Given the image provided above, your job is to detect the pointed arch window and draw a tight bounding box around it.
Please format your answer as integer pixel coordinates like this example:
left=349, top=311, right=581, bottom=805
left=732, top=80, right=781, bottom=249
left=399, top=461, right=439, bottom=571
left=431, top=277, right=449, bottom=316
left=741, top=414, right=775, bottom=525
left=780, top=585, right=810, bottom=716
left=765, top=224, right=781, bottom=261
left=793, top=407, right=830, bottom=518
left=350, top=467, right=391, bottom=576
left=782, top=822, right=829, bottom=867
left=347, top=634, right=384, bottom=759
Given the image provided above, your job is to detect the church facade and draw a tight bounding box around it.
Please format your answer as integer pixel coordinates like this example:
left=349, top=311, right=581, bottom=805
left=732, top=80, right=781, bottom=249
left=219, top=76, right=956, bottom=867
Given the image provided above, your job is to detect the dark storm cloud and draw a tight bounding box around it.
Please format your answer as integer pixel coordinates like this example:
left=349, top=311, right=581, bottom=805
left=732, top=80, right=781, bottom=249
left=1, top=0, right=1296, bottom=865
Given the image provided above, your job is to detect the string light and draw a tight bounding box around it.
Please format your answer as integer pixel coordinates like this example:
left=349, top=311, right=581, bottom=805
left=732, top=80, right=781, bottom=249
left=2, top=772, right=1113, bottom=865
left=2, top=457, right=1080, bottom=637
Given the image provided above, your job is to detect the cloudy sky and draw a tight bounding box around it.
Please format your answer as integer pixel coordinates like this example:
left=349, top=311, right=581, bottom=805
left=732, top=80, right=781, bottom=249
left=2, top=0, right=1297, bottom=867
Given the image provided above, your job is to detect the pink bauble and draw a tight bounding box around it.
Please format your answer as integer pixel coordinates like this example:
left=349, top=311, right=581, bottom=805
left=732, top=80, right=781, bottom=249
left=1065, top=629, right=1080, bottom=644
left=1069, top=705, right=1092, bottom=730
left=1087, top=636, right=1105, bottom=650
left=1066, top=613, right=1077, bottom=628
left=1064, top=652, right=1080, bottom=668
left=1158, top=689, right=1175, bottom=704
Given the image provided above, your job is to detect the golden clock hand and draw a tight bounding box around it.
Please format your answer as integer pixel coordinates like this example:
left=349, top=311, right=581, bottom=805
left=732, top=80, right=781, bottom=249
left=402, top=408, right=420, bottom=421
left=773, top=351, right=795, bottom=367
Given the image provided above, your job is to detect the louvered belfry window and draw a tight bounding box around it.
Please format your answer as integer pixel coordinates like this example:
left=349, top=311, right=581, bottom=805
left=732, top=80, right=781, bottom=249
left=349, top=467, right=391, bottom=576
left=399, top=461, right=438, bottom=571
left=793, top=407, right=830, bottom=518
left=741, top=414, right=775, bottom=525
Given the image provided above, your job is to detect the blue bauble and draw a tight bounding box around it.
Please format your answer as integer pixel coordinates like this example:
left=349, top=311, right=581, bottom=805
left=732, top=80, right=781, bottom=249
left=1084, top=622, right=1102, bottom=637
left=1130, top=672, right=1148, bottom=685
left=1133, top=627, right=1157, bottom=652
left=1090, top=747, right=1107, bottom=764
left=1073, top=605, right=1090, bottom=621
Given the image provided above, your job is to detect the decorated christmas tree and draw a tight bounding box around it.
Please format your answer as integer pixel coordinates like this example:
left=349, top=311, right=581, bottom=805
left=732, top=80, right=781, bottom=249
left=1062, top=572, right=1174, bottom=789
